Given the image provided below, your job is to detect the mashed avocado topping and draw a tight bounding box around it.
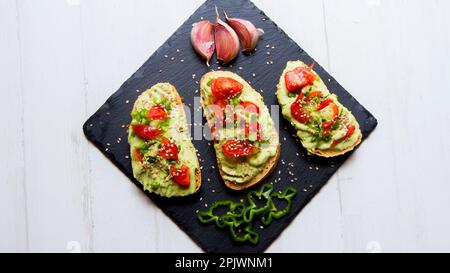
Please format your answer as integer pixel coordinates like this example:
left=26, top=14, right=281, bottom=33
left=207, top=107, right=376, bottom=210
left=201, top=74, right=279, bottom=184
left=128, top=83, right=199, bottom=197
left=277, top=61, right=361, bottom=154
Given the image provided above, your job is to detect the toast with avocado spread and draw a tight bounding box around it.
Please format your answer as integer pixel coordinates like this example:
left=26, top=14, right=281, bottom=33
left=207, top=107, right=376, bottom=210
left=200, top=71, right=280, bottom=190
left=128, top=83, right=201, bottom=197
left=277, top=61, right=362, bottom=157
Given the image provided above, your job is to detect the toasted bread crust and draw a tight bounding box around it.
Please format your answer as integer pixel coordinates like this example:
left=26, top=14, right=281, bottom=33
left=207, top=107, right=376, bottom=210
left=131, top=83, right=201, bottom=195
left=200, top=71, right=280, bottom=191
left=277, top=61, right=362, bottom=158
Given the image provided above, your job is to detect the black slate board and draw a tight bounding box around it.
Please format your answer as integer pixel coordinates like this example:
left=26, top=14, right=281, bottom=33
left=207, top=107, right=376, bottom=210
left=83, top=0, right=377, bottom=253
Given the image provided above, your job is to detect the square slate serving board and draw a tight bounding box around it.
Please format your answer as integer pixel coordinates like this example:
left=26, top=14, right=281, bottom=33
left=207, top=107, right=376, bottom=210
left=83, top=0, right=377, bottom=253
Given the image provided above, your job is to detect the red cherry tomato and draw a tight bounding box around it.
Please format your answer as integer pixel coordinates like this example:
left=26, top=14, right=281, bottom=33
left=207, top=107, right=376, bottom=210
left=290, top=93, right=310, bottom=123
left=284, top=66, right=316, bottom=92
left=221, top=139, right=258, bottom=158
left=317, top=98, right=333, bottom=111
left=158, top=137, right=179, bottom=160
left=319, top=100, right=339, bottom=129
left=133, top=148, right=145, bottom=164
left=332, top=124, right=356, bottom=146
left=131, top=124, right=163, bottom=140
left=147, top=105, right=168, bottom=120
left=211, top=77, right=243, bottom=100
left=239, top=101, right=260, bottom=114
left=306, top=91, right=323, bottom=101
left=170, top=165, right=190, bottom=188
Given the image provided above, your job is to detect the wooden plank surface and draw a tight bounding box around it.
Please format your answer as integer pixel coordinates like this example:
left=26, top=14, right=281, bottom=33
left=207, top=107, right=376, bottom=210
left=1, top=0, right=449, bottom=252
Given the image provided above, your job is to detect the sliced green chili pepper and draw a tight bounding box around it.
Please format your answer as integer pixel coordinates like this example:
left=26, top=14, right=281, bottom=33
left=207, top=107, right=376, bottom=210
left=228, top=223, right=260, bottom=245
left=197, top=200, right=245, bottom=228
left=243, top=184, right=274, bottom=222
left=197, top=184, right=298, bottom=246
left=261, top=186, right=297, bottom=226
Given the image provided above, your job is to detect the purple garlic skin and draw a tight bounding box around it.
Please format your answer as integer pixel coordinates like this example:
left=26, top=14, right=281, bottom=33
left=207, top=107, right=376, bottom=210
left=191, top=20, right=215, bottom=66
left=215, top=13, right=240, bottom=65
left=225, top=13, right=264, bottom=52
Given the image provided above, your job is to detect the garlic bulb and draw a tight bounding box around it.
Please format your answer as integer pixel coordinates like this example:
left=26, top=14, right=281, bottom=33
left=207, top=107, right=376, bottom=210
left=191, top=20, right=215, bottom=66
left=225, top=12, right=264, bottom=52
left=214, top=7, right=240, bottom=65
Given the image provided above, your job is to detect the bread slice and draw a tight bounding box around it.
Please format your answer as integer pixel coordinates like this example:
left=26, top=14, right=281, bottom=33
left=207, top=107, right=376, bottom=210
left=200, top=71, right=280, bottom=191
left=276, top=61, right=362, bottom=157
left=129, top=83, right=201, bottom=197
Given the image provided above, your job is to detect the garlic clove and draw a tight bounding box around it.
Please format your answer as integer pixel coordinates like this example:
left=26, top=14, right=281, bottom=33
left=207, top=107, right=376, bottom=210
left=225, top=12, right=264, bottom=52
left=215, top=7, right=240, bottom=65
left=191, top=20, right=215, bottom=66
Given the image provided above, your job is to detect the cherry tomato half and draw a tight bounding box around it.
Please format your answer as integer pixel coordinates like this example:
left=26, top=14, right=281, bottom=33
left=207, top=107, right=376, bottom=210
left=211, top=77, right=243, bottom=100
left=285, top=66, right=316, bottom=92
left=290, top=93, right=310, bottom=123
left=133, top=148, right=145, bottom=164
left=239, top=101, right=260, bottom=114
left=221, top=139, right=258, bottom=158
left=170, top=165, right=190, bottom=188
left=147, top=105, right=168, bottom=120
left=131, top=124, right=163, bottom=140
left=158, top=137, right=179, bottom=161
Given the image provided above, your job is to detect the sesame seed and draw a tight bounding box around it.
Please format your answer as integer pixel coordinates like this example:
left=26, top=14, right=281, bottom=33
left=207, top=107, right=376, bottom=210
left=180, top=59, right=184, bottom=63
left=171, top=57, right=175, bottom=60
left=125, top=100, right=129, bottom=104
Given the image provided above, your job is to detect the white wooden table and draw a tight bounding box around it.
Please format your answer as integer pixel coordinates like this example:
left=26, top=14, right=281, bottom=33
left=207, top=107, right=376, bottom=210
left=1, top=0, right=449, bottom=253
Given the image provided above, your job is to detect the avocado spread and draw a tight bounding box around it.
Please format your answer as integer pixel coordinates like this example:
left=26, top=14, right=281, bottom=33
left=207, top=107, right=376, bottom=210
left=128, top=83, right=199, bottom=197
left=277, top=61, right=361, bottom=154
left=200, top=75, right=279, bottom=184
